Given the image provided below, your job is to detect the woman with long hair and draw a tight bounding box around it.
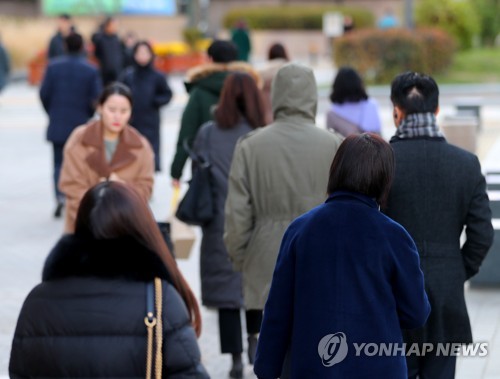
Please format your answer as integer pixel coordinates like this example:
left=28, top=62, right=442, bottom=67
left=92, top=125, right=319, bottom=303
left=327, top=66, right=382, bottom=136
left=120, top=40, right=172, bottom=172
left=192, top=72, right=266, bottom=378
left=254, top=134, right=430, bottom=378
left=10, top=181, right=208, bottom=378
left=59, top=82, right=154, bottom=233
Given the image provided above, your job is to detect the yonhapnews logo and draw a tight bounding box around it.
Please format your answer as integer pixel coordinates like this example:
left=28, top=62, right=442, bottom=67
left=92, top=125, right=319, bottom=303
left=318, top=332, right=349, bottom=367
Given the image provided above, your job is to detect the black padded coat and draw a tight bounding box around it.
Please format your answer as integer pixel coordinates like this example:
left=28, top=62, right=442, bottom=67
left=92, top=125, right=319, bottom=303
left=9, top=235, right=209, bottom=379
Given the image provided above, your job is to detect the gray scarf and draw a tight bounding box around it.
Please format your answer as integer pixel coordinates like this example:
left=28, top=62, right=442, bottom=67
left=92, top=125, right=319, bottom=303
left=395, top=112, right=443, bottom=139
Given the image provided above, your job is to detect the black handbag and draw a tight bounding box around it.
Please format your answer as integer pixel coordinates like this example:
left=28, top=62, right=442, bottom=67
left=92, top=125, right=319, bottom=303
left=175, top=124, right=215, bottom=226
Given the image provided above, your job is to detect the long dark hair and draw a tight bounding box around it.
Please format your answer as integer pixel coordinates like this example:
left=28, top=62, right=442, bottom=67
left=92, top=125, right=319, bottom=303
left=214, top=72, right=266, bottom=129
left=74, top=181, right=202, bottom=336
left=329, top=66, right=368, bottom=104
left=327, top=133, right=394, bottom=206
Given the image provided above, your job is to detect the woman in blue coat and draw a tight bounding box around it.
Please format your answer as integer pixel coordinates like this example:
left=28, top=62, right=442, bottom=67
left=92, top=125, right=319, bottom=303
left=254, top=133, right=430, bottom=379
left=10, top=182, right=208, bottom=378
left=120, top=40, right=173, bottom=171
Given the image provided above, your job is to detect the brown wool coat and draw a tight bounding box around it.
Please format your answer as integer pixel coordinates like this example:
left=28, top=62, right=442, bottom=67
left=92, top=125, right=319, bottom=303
left=59, top=120, right=154, bottom=233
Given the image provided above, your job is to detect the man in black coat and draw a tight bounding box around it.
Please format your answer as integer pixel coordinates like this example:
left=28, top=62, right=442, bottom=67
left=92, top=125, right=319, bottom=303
left=384, top=72, right=494, bottom=379
left=47, top=14, right=73, bottom=59
left=40, top=33, right=102, bottom=217
left=93, top=16, right=124, bottom=86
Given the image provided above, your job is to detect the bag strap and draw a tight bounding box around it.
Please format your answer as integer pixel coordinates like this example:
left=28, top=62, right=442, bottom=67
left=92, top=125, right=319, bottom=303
left=145, top=278, right=163, bottom=379
left=182, top=121, right=213, bottom=167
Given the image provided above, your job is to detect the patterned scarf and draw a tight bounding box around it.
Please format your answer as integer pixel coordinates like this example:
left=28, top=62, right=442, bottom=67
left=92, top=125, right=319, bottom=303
left=395, top=112, right=443, bottom=139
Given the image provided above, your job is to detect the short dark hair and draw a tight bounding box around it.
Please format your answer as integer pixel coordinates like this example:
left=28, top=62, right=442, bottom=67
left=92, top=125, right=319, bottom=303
left=64, top=32, right=83, bottom=53
left=327, top=133, right=394, bottom=206
left=98, top=82, right=133, bottom=107
left=268, top=43, right=289, bottom=60
left=329, top=67, right=368, bottom=104
left=390, top=71, right=439, bottom=114
left=59, top=13, right=71, bottom=20
left=207, top=40, right=238, bottom=63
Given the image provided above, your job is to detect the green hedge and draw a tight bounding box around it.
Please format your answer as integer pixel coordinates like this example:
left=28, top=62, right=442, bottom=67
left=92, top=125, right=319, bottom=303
left=223, top=6, right=374, bottom=30
left=334, top=28, right=457, bottom=84
left=415, top=0, right=480, bottom=50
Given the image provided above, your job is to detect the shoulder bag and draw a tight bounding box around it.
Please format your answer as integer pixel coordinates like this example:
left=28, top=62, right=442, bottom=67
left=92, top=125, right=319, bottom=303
left=175, top=124, right=215, bottom=226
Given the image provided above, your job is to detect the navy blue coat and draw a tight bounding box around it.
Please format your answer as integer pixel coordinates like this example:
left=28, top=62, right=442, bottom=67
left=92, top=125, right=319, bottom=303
left=120, top=64, right=172, bottom=171
left=9, top=235, right=209, bottom=379
left=40, top=54, right=102, bottom=145
left=254, top=191, right=430, bottom=379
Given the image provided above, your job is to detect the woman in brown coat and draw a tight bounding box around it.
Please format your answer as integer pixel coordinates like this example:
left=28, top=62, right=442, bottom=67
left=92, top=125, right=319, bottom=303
left=59, top=82, right=154, bottom=233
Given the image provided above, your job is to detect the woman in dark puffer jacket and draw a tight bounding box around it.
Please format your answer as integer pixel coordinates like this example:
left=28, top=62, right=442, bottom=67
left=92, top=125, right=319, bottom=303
left=9, top=181, right=209, bottom=379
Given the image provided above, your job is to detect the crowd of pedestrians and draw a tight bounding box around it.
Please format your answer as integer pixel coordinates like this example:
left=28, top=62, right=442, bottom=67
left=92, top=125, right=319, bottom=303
left=3, top=14, right=494, bottom=379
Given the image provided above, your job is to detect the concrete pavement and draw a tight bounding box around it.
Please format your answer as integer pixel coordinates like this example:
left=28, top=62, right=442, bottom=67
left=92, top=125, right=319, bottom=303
left=1, top=74, right=500, bottom=378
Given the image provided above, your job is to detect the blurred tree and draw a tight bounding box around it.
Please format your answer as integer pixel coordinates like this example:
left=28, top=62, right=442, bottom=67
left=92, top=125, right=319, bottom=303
left=473, top=0, right=500, bottom=46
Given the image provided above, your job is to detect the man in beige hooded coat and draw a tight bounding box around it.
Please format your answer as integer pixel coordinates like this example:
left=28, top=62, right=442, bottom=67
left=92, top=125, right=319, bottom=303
left=224, top=62, right=343, bottom=337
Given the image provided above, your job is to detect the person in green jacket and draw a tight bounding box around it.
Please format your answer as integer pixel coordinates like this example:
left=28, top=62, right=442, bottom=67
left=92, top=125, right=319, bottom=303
left=170, top=40, right=260, bottom=187
left=231, top=19, right=251, bottom=62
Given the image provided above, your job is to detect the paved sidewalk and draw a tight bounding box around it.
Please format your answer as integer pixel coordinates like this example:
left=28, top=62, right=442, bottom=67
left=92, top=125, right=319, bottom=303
left=1, top=78, right=500, bottom=378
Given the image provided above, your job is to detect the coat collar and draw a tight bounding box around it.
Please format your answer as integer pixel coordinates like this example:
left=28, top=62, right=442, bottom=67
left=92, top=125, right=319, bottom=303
left=185, top=61, right=262, bottom=88
left=42, top=234, right=172, bottom=283
left=81, top=120, right=144, bottom=178
left=326, top=190, right=379, bottom=209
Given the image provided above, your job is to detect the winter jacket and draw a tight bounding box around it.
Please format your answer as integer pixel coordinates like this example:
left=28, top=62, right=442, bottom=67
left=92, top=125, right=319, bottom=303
left=170, top=62, right=261, bottom=180
left=47, top=32, right=65, bottom=59
left=120, top=63, right=172, bottom=171
left=385, top=135, right=493, bottom=344
left=40, top=54, right=102, bottom=144
left=224, top=63, right=343, bottom=310
left=93, top=33, right=124, bottom=85
left=193, top=120, right=254, bottom=308
left=254, top=191, right=430, bottom=379
left=9, top=234, right=209, bottom=379
left=59, top=120, right=154, bottom=233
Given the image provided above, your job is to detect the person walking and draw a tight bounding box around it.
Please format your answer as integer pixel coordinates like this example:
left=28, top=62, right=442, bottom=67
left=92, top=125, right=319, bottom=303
left=93, top=16, right=124, bottom=86
left=224, top=62, right=343, bottom=353
left=59, top=83, right=154, bottom=233
left=40, top=32, right=102, bottom=218
left=231, top=19, right=252, bottom=62
left=258, top=43, right=289, bottom=124
left=326, top=66, right=382, bottom=137
left=193, top=72, right=266, bottom=378
left=254, top=134, right=430, bottom=379
left=120, top=40, right=173, bottom=172
left=0, top=33, right=10, bottom=95
left=384, top=71, right=494, bottom=379
left=170, top=39, right=259, bottom=186
left=47, top=13, right=73, bottom=59
left=10, top=181, right=209, bottom=378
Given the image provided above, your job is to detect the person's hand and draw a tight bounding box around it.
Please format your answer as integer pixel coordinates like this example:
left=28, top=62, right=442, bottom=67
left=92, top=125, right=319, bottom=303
left=172, top=179, right=180, bottom=188
left=109, top=172, right=124, bottom=183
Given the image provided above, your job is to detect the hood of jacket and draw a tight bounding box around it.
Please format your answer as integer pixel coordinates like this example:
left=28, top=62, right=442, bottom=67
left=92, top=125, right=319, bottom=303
left=271, top=62, right=317, bottom=122
left=42, top=234, right=172, bottom=283
left=184, top=61, right=262, bottom=94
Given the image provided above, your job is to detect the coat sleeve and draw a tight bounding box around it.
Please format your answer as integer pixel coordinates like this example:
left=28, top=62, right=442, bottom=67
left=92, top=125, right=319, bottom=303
left=153, top=73, right=173, bottom=108
left=390, top=226, right=431, bottom=330
left=88, top=70, right=102, bottom=117
left=170, top=88, right=203, bottom=180
left=254, top=224, right=297, bottom=379
left=461, top=158, right=494, bottom=279
left=224, top=139, right=253, bottom=271
left=39, top=66, right=53, bottom=113
left=58, top=132, right=93, bottom=233
left=128, top=140, right=154, bottom=202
